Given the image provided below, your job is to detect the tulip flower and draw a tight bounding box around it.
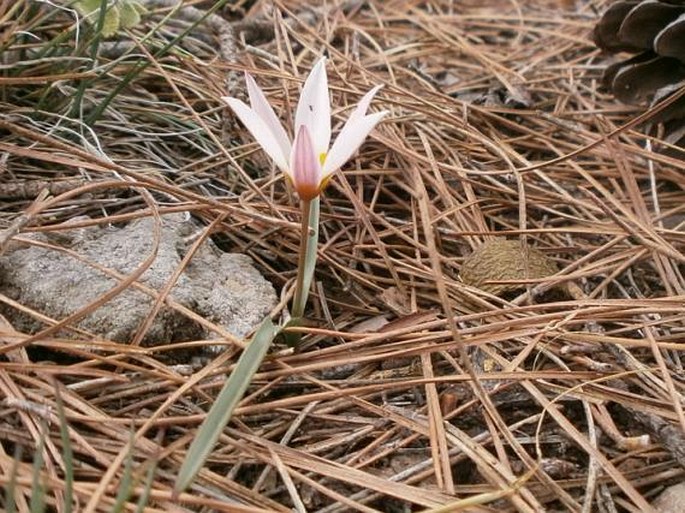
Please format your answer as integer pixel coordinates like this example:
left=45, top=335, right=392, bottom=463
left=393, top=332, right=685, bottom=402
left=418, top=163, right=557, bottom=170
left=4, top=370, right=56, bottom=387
left=175, top=60, right=389, bottom=493
left=222, top=57, right=388, bottom=200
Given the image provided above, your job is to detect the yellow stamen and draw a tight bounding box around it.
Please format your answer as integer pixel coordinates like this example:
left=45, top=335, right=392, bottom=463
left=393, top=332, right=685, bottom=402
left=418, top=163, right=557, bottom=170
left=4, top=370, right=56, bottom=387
left=319, top=152, right=326, bottom=165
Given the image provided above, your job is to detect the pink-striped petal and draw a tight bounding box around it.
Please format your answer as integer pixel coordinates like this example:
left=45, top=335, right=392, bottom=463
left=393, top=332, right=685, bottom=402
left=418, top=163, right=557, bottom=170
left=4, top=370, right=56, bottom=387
left=222, top=97, right=289, bottom=173
left=290, top=125, right=323, bottom=200
left=294, top=57, right=331, bottom=159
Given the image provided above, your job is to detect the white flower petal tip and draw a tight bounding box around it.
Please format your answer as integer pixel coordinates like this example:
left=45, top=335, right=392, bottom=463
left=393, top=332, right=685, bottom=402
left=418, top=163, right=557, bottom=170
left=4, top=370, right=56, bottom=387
left=295, top=57, right=331, bottom=159
left=323, top=109, right=388, bottom=175
left=225, top=59, right=386, bottom=200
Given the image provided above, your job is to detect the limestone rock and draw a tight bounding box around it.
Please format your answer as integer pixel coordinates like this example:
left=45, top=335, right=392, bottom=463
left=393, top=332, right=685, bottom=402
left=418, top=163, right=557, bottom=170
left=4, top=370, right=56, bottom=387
left=653, top=482, right=685, bottom=513
left=0, top=213, right=277, bottom=351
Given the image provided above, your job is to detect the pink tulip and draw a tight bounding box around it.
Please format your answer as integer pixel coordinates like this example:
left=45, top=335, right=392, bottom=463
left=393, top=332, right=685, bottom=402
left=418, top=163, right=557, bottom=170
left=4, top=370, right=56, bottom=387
left=223, top=58, right=387, bottom=200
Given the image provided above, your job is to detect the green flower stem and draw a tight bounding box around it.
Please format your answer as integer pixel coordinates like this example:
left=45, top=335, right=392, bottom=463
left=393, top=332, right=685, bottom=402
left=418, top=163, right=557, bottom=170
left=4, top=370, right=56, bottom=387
left=291, top=197, right=320, bottom=320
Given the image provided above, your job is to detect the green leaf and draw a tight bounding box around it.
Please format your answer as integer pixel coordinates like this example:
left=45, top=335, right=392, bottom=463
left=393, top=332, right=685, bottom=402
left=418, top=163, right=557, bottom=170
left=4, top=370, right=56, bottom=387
left=132, top=0, right=146, bottom=15
left=85, top=0, right=235, bottom=124
left=119, top=1, right=142, bottom=30
left=30, top=424, right=47, bottom=513
left=74, top=0, right=146, bottom=36
left=6, top=447, right=19, bottom=513
left=100, top=5, right=120, bottom=38
left=281, top=317, right=302, bottom=347
left=174, top=317, right=279, bottom=494
left=74, top=0, right=102, bottom=16
left=134, top=457, right=158, bottom=513
left=111, top=429, right=136, bottom=513
left=55, top=389, right=74, bottom=513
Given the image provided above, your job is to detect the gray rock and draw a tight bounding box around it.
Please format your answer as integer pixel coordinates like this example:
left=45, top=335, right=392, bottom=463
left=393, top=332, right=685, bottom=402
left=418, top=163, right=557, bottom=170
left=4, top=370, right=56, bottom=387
left=0, top=213, right=277, bottom=351
left=653, top=482, right=685, bottom=513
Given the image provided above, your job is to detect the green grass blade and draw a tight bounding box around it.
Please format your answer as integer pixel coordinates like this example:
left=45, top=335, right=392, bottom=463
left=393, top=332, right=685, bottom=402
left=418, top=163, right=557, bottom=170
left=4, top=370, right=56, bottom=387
left=174, top=316, right=279, bottom=494
left=134, top=457, right=158, bottom=513
left=30, top=424, right=47, bottom=513
left=87, top=0, right=109, bottom=54
left=54, top=387, right=74, bottom=513
left=110, top=429, right=136, bottom=513
left=5, top=446, right=20, bottom=513
left=281, top=317, right=303, bottom=347
left=84, top=0, right=235, bottom=125
left=68, top=0, right=109, bottom=119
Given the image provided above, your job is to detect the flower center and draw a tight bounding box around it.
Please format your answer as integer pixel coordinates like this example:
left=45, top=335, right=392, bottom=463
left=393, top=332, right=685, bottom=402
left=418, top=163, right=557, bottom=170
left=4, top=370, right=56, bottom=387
left=319, top=152, right=326, bottom=165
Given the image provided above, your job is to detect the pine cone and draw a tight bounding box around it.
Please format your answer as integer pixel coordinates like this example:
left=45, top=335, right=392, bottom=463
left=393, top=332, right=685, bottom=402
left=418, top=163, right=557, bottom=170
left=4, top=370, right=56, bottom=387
left=593, top=1, right=685, bottom=152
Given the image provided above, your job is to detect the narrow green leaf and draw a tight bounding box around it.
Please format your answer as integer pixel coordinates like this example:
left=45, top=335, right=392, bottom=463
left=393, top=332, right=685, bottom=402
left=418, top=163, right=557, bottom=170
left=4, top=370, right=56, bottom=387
left=174, top=317, right=279, bottom=494
left=68, top=0, right=109, bottom=120
left=281, top=317, right=302, bottom=347
left=5, top=446, right=20, bottom=513
left=111, top=429, right=136, bottom=513
left=134, top=457, right=158, bottom=513
left=54, top=389, right=74, bottom=513
left=30, top=424, right=47, bottom=513
left=85, top=0, right=236, bottom=124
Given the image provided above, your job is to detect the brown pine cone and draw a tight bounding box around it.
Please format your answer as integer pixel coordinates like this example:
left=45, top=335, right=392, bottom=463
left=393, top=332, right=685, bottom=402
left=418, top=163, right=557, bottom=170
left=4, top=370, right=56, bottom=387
left=593, top=1, right=685, bottom=152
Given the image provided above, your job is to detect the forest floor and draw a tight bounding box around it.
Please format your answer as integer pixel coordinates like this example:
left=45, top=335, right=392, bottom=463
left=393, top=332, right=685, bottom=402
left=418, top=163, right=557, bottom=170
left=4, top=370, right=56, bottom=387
left=0, top=1, right=683, bottom=512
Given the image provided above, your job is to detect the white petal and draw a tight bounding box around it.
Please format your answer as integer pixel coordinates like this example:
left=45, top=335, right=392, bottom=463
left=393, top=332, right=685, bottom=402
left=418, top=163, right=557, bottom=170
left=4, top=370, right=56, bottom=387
left=223, top=97, right=289, bottom=172
left=323, top=111, right=388, bottom=175
left=294, top=57, right=331, bottom=159
left=245, top=72, right=291, bottom=161
left=348, top=84, right=384, bottom=123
